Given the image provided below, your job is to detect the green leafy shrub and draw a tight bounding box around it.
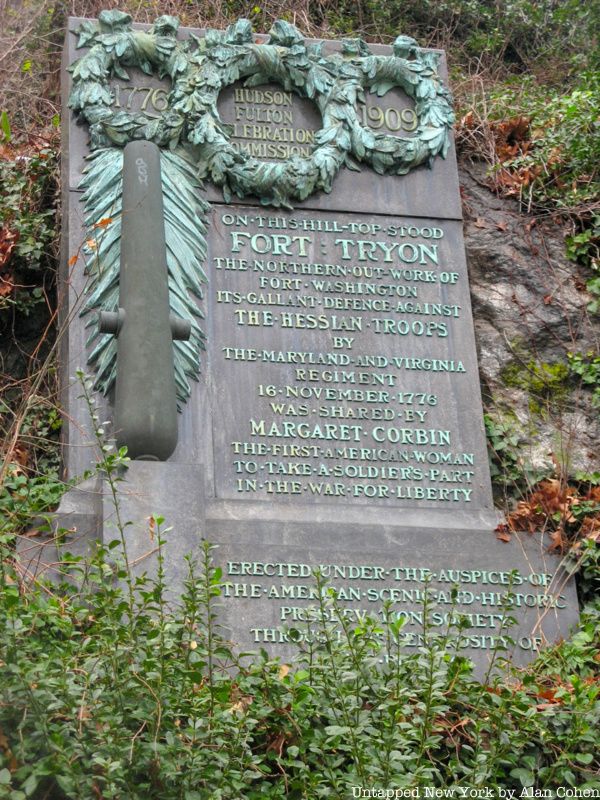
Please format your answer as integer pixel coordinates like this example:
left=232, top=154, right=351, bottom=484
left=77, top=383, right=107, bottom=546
left=459, top=72, right=599, bottom=304
left=0, top=539, right=599, bottom=798
left=566, top=215, right=600, bottom=270
left=566, top=214, right=600, bottom=312
left=484, top=412, right=536, bottom=492
left=322, top=0, right=596, bottom=71
left=484, top=73, right=600, bottom=211
left=568, top=352, right=600, bottom=408
left=456, top=41, right=600, bottom=340
left=0, top=464, right=65, bottom=536
left=0, top=140, right=57, bottom=319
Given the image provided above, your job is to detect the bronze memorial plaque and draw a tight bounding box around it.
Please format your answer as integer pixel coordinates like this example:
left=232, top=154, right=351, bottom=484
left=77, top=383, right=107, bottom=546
left=56, top=12, right=579, bottom=673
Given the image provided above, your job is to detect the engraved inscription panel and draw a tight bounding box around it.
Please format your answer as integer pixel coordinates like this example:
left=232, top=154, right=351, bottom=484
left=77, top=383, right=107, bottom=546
left=217, top=551, right=570, bottom=662
left=110, top=83, right=169, bottom=116
left=217, top=82, right=418, bottom=163
left=108, top=70, right=171, bottom=116
left=218, top=82, right=322, bottom=161
left=62, top=19, right=579, bottom=672
left=208, top=207, right=493, bottom=510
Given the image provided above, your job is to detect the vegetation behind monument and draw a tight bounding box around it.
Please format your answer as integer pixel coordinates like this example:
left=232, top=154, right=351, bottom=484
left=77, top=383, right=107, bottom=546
left=0, top=0, right=598, bottom=794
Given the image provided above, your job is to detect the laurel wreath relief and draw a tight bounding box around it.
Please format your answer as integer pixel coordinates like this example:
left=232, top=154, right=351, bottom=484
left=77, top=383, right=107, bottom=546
left=68, top=10, right=455, bottom=404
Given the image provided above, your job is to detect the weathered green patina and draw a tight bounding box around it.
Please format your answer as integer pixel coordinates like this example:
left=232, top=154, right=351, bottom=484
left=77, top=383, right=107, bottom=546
left=97, top=140, right=191, bottom=459
left=79, top=146, right=208, bottom=404
left=69, top=10, right=455, bottom=406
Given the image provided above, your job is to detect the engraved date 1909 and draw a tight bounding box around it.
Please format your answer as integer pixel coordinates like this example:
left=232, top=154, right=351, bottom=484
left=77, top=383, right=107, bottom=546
left=112, top=82, right=420, bottom=134
left=361, top=104, right=418, bottom=133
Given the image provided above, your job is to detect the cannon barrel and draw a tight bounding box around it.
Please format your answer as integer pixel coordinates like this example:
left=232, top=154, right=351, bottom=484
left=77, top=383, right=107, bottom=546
left=99, top=140, right=190, bottom=461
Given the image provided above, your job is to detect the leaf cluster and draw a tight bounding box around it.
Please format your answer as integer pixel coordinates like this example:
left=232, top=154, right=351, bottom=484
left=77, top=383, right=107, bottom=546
left=68, top=13, right=454, bottom=209
left=479, top=74, right=600, bottom=213
left=458, top=71, right=599, bottom=307
left=0, top=538, right=599, bottom=799
left=0, top=141, right=57, bottom=320
left=321, top=0, right=597, bottom=75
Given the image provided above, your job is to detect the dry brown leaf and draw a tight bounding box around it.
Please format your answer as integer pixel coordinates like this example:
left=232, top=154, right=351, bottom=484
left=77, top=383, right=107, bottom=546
left=537, top=687, right=559, bottom=702
left=494, top=115, right=530, bottom=148
left=548, top=530, right=564, bottom=552
left=581, top=516, right=600, bottom=541
left=507, top=477, right=598, bottom=551
left=12, top=443, right=30, bottom=467
left=0, top=273, right=14, bottom=297
left=0, top=227, right=19, bottom=270
left=278, top=664, right=290, bottom=680
left=266, top=732, right=287, bottom=755
left=460, top=111, right=475, bottom=127
left=22, top=527, right=46, bottom=539
left=229, top=695, right=254, bottom=714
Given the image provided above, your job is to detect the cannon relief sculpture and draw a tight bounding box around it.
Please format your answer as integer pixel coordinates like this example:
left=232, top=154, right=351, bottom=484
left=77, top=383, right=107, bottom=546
left=69, top=11, right=454, bottom=461
left=97, top=140, right=190, bottom=460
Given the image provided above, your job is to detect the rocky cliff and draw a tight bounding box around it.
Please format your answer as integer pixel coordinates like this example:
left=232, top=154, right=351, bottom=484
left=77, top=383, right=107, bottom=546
left=461, top=162, right=599, bottom=483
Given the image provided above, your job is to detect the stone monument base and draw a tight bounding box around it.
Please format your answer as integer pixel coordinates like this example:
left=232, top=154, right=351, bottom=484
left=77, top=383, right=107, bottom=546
left=22, top=463, right=578, bottom=677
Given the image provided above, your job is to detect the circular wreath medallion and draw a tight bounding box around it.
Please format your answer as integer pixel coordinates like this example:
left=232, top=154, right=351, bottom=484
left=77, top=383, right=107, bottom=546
left=70, top=11, right=455, bottom=208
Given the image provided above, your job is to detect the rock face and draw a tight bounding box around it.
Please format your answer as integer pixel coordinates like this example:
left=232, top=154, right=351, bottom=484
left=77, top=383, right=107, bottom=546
left=460, top=162, right=600, bottom=478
